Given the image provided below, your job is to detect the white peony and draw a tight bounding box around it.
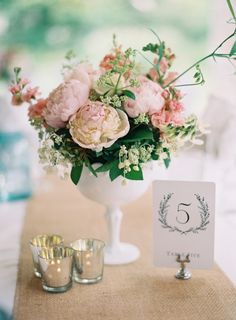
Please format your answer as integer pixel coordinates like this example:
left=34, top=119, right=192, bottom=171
left=69, top=101, right=130, bottom=152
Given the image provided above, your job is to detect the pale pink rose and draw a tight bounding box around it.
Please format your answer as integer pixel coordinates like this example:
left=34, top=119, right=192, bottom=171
left=124, top=76, right=165, bottom=118
left=43, top=80, right=89, bottom=128
left=69, top=101, right=130, bottom=152
left=28, top=99, right=47, bottom=119
left=64, top=63, right=96, bottom=88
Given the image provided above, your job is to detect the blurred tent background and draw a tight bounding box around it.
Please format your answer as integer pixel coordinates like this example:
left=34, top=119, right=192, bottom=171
left=0, top=0, right=210, bottom=104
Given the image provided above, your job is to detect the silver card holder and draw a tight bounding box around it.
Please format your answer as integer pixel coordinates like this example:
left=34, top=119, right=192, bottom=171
left=175, top=254, right=192, bottom=280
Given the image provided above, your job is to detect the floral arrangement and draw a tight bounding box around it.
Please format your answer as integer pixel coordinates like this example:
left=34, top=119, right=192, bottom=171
left=9, top=1, right=236, bottom=185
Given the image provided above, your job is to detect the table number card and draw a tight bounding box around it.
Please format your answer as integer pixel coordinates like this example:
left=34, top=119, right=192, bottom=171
left=153, top=180, right=215, bottom=269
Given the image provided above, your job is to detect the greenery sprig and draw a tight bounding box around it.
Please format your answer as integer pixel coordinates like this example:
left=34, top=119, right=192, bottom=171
left=164, top=27, right=236, bottom=88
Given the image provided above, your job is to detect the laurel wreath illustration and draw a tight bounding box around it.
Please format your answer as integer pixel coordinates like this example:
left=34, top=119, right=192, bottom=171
left=158, top=193, right=210, bottom=235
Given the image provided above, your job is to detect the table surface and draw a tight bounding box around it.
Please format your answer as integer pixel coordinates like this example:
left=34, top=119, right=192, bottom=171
left=10, top=176, right=236, bottom=320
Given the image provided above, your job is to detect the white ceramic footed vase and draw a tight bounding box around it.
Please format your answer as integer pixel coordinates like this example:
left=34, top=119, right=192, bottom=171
left=78, top=163, right=155, bottom=265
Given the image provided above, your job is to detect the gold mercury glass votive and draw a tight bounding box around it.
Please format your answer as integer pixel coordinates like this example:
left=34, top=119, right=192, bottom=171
left=29, top=234, right=64, bottom=278
left=38, top=246, right=74, bottom=293
left=70, top=239, right=105, bottom=284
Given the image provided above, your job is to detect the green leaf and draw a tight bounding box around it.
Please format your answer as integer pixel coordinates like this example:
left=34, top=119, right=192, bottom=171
left=124, top=166, right=143, bottom=180
left=95, top=151, right=104, bottom=157
left=85, top=160, right=97, bottom=177
left=226, top=0, right=236, bottom=22
left=65, top=49, right=76, bottom=60
left=70, top=165, right=83, bottom=185
left=106, top=141, right=121, bottom=151
left=163, top=158, right=170, bottom=169
left=158, top=41, right=165, bottom=60
left=123, top=90, right=136, bottom=100
left=13, top=67, right=21, bottom=76
left=142, top=43, right=158, bottom=53
left=121, top=126, right=154, bottom=143
left=151, top=154, right=158, bottom=161
left=148, top=28, right=161, bottom=44
left=96, top=160, right=117, bottom=173
left=109, top=161, right=122, bottom=181
left=230, top=41, right=236, bottom=56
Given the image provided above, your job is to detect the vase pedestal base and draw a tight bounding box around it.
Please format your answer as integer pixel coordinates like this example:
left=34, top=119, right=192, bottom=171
left=104, top=242, right=140, bottom=265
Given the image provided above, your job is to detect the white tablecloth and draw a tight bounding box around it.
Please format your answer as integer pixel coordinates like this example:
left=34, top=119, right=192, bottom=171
left=0, top=202, right=26, bottom=314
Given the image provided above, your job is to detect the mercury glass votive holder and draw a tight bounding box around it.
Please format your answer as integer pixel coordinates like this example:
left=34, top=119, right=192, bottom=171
left=71, top=239, right=105, bottom=284
left=29, top=234, right=64, bottom=278
left=38, top=246, right=74, bottom=293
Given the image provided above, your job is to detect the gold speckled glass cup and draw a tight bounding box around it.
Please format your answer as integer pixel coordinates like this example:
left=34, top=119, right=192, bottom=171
left=38, top=246, right=74, bottom=293
left=71, top=239, right=105, bottom=284
left=29, top=234, right=64, bottom=278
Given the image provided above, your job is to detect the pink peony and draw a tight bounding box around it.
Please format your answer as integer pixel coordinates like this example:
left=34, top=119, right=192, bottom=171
left=64, top=63, right=96, bottom=89
left=124, top=76, right=165, bottom=118
left=69, top=101, right=130, bottom=151
left=43, top=79, right=89, bottom=128
left=28, top=99, right=47, bottom=119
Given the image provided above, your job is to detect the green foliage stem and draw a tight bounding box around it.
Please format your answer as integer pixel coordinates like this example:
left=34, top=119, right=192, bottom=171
left=163, top=26, right=236, bottom=88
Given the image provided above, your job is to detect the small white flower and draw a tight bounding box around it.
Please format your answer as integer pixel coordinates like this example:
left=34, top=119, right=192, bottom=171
left=191, top=138, right=204, bottom=146
left=198, top=122, right=211, bottom=134
left=159, top=152, right=168, bottom=160
left=118, top=162, right=125, bottom=169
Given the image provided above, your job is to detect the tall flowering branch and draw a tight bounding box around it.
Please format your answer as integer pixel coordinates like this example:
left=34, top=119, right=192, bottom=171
left=164, top=27, right=236, bottom=88
left=140, top=0, right=236, bottom=89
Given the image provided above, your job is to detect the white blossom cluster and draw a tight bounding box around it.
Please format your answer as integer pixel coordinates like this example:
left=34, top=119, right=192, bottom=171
left=134, top=113, right=150, bottom=125
left=38, top=134, right=72, bottom=179
left=118, top=144, right=154, bottom=173
left=158, top=115, right=204, bottom=156
left=100, top=94, right=127, bottom=108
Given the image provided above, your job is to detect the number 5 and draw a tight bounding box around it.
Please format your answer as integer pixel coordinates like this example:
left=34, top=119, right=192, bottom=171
left=176, top=203, right=191, bottom=224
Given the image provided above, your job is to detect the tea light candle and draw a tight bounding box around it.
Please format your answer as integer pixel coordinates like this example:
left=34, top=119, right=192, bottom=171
left=70, top=239, right=105, bottom=284
left=29, top=234, right=64, bottom=278
left=38, top=247, right=74, bottom=293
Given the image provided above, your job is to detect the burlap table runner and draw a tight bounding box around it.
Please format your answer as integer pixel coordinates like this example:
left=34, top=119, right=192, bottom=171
left=13, top=175, right=236, bottom=320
